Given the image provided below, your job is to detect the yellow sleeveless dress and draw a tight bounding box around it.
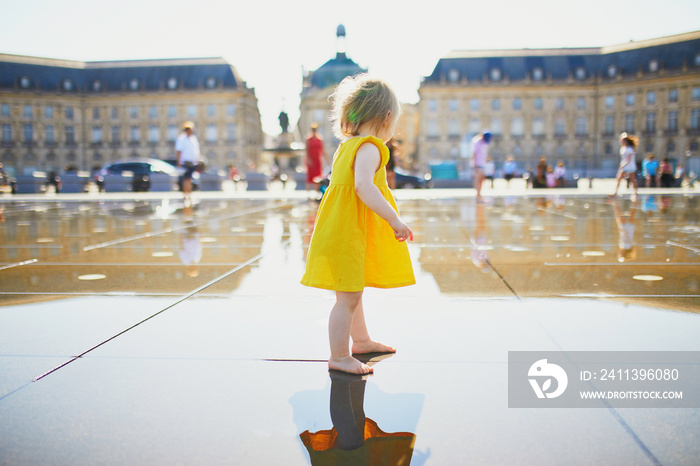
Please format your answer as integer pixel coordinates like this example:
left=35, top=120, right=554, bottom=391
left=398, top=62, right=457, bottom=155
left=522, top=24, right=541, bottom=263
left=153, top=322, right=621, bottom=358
left=301, top=135, right=415, bottom=292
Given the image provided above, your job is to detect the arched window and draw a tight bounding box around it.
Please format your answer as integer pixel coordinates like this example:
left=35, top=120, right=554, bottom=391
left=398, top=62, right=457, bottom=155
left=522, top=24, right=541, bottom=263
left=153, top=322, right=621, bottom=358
left=490, top=68, right=501, bottom=81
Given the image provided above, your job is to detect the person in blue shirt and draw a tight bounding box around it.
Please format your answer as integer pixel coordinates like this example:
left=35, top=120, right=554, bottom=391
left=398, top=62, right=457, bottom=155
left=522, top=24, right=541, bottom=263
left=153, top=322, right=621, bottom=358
left=642, top=153, right=659, bottom=188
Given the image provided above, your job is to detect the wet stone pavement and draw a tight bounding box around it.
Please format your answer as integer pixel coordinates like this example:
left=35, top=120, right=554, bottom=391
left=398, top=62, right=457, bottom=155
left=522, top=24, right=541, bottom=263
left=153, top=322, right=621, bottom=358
left=0, top=192, right=699, bottom=465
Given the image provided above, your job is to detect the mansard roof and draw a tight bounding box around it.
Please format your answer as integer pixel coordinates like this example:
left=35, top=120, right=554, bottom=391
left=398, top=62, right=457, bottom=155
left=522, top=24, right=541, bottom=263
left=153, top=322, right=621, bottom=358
left=0, top=54, right=246, bottom=92
left=424, top=30, right=700, bottom=84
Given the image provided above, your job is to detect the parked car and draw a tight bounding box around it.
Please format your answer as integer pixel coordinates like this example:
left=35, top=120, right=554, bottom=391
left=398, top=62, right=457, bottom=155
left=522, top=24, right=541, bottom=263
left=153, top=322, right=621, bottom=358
left=161, top=159, right=201, bottom=192
left=94, top=159, right=179, bottom=192
left=394, top=169, right=431, bottom=189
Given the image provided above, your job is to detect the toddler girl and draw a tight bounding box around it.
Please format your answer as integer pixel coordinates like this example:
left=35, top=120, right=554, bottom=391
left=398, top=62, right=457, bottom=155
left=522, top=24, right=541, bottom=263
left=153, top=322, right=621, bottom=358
left=301, top=74, right=415, bottom=375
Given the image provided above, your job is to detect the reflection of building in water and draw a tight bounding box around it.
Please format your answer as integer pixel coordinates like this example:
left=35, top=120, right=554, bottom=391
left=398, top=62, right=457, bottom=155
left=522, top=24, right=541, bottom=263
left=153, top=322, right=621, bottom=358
left=413, top=197, right=700, bottom=311
left=0, top=200, right=263, bottom=306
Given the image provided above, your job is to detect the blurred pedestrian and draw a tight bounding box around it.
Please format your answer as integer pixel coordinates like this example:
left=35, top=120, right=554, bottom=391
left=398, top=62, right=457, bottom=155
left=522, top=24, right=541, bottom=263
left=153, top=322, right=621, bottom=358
left=534, top=157, right=547, bottom=188
left=503, top=156, right=516, bottom=187
left=554, top=161, right=566, bottom=187
left=175, top=121, right=200, bottom=206
left=612, top=132, right=639, bottom=200
left=546, top=166, right=556, bottom=188
left=642, top=153, right=659, bottom=187
left=472, top=131, right=491, bottom=202
left=660, top=157, right=674, bottom=188
left=305, top=123, right=327, bottom=193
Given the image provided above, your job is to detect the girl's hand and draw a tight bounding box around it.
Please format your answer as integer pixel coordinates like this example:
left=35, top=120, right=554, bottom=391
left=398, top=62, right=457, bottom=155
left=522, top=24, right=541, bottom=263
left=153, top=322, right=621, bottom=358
left=390, top=218, right=413, bottom=242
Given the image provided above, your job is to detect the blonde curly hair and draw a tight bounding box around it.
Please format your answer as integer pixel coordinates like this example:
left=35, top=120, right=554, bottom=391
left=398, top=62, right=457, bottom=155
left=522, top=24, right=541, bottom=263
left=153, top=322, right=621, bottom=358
left=329, top=74, right=401, bottom=140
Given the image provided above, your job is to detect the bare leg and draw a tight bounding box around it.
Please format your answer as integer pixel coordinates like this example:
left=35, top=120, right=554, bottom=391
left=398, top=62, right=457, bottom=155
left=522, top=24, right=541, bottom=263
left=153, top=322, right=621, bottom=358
left=329, top=291, right=373, bottom=375
left=629, top=172, right=638, bottom=199
left=183, top=177, right=193, bottom=205
left=612, top=171, right=623, bottom=196
left=474, top=169, right=484, bottom=201
left=350, top=298, right=396, bottom=354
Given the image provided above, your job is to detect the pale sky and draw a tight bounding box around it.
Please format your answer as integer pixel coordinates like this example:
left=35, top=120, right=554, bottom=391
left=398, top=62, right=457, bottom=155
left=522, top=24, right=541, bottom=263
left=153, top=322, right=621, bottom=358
left=1, top=0, right=699, bottom=136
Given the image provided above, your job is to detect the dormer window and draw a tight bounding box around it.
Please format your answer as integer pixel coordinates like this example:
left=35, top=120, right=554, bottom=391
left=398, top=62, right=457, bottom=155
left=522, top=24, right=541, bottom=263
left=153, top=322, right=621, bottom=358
left=532, top=67, right=543, bottom=81
left=167, top=77, right=178, bottom=90
left=129, top=79, right=139, bottom=91
left=206, top=77, right=217, bottom=88
left=448, top=69, right=459, bottom=83
left=63, top=79, right=73, bottom=91
left=92, top=80, right=102, bottom=92
left=490, top=68, right=501, bottom=81
left=649, top=59, right=659, bottom=72
left=20, top=76, right=31, bottom=88
left=695, top=54, right=700, bottom=67
left=607, top=65, right=617, bottom=77
left=575, top=67, right=586, bottom=80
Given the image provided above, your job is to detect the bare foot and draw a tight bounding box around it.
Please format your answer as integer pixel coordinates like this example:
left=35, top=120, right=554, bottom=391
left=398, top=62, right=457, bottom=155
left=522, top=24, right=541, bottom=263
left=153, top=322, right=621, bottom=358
left=352, top=340, right=396, bottom=354
left=328, top=356, right=373, bottom=375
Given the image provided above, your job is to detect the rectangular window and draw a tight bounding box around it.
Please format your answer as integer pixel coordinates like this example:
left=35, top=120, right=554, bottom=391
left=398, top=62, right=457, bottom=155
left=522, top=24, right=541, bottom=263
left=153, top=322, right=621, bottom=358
left=168, top=124, right=178, bottom=142
left=554, top=118, right=566, bottom=135
left=112, top=126, right=120, bottom=143
left=534, top=98, right=543, bottom=111
left=23, top=105, right=32, bottom=118
left=667, top=111, right=678, bottom=131
left=23, top=123, right=33, bottom=141
left=92, top=126, right=102, bottom=143
left=555, top=98, right=564, bottom=110
left=187, top=105, right=197, bottom=118
left=625, top=114, right=635, bottom=133
left=605, top=95, right=615, bottom=108
left=491, top=99, right=501, bottom=111
left=576, top=117, right=587, bottom=135
left=111, top=107, right=119, bottom=119
left=428, top=99, right=438, bottom=112
left=511, top=117, right=523, bottom=136
left=449, top=99, right=458, bottom=112
left=577, top=97, right=586, bottom=110
left=470, top=99, right=479, bottom=111
left=205, top=124, right=217, bottom=142
left=469, top=119, right=481, bottom=134
left=605, top=115, right=615, bottom=134
left=1, top=123, right=12, bottom=142
left=647, top=91, right=656, bottom=105
left=168, top=106, right=177, bottom=118
left=149, top=106, right=157, bottom=119
left=207, top=105, right=216, bottom=117
left=512, top=98, right=522, bottom=111
left=45, top=125, right=55, bottom=143
left=669, top=89, right=678, bottom=103
left=1, top=103, right=9, bottom=117
left=130, top=107, right=139, bottom=119
left=148, top=125, right=159, bottom=143
left=226, top=123, right=236, bottom=141
left=427, top=119, right=439, bottom=137
left=65, top=126, right=75, bottom=144
left=65, top=107, right=74, bottom=120
left=226, top=104, right=236, bottom=117
left=693, top=87, right=700, bottom=101
left=448, top=119, right=460, bottom=137
left=645, top=112, right=656, bottom=132
left=490, top=118, right=502, bottom=135
left=532, top=117, right=544, bottom=136
left=691, top=109, right=700, bottom=129
left=626, top=93, right=635, bottom=106
left=130, top=125, right=140, bottom=142
left=44, top=106, right=54, bottom=119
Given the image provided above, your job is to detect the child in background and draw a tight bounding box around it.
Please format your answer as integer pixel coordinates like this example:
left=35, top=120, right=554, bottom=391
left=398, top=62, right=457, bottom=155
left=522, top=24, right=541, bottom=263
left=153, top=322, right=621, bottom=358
left=301, top=74, right=415, bottom=375
left=546, top=166, right=557, bottom=188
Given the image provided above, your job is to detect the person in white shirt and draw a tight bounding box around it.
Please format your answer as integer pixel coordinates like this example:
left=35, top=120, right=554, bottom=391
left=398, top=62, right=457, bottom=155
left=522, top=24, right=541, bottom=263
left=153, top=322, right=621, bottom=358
left=175, top=121, right=200, bottom=205
left=612, top=132, right=639, bottom=200
left=472, top=131, right=492, bottom=202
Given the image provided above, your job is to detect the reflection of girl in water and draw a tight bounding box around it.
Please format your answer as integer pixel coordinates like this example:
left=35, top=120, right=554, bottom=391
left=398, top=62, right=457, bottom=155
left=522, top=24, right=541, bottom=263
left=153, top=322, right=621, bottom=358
left=613, top=199, right=637, bottom=262
left=299, top=358, right=417, bottom=465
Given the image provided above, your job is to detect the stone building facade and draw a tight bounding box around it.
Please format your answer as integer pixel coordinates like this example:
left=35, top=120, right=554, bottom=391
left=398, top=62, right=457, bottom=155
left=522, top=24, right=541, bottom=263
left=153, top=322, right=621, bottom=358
left=418, top=31, right=700, bottom=177
left=0, top=55, right=262, bottom=175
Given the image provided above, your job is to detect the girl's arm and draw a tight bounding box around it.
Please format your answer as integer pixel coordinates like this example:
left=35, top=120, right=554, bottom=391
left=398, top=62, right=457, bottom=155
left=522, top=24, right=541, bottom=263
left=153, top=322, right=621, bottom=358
left=354, top=142, right=413, bottom=242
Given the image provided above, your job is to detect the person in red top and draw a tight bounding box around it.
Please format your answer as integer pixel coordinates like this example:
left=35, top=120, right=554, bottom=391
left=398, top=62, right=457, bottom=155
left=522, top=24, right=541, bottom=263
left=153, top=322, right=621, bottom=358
left=305, top=123, right=326, bottom=191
